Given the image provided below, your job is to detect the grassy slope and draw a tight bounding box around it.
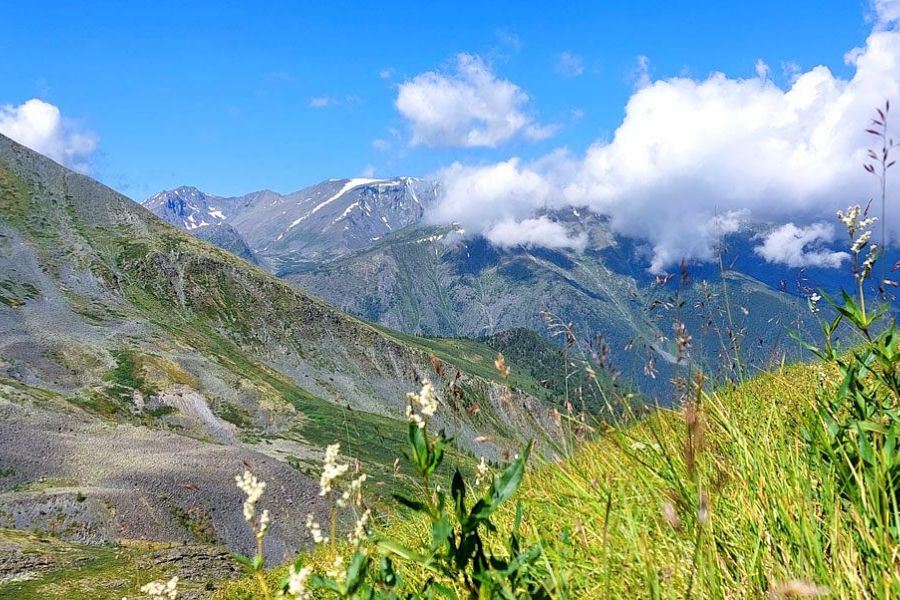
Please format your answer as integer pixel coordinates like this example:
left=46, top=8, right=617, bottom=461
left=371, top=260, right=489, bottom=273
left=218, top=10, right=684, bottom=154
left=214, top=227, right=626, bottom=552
left=217, top=359, right=898, bottom=599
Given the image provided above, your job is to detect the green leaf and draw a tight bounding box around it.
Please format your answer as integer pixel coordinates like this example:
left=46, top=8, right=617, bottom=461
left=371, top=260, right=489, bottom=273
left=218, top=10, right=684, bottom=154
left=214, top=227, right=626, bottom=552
left=451, top=469, right=466, bottom=518
left=393, top=493, right=428, bottom=512
left=377, top=538, right=426, bottom=562
left=345, top=551, right=370, bottom=594
left=489, top=441, right=533, bottom=507
left=431, top=514, right=452, bottom=551
left=409, top=422, right=428, bottom=474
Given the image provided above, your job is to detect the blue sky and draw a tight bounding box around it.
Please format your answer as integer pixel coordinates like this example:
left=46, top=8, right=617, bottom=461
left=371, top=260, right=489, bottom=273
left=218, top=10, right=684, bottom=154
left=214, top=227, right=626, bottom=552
left=0, top=0, right=872, bottom=199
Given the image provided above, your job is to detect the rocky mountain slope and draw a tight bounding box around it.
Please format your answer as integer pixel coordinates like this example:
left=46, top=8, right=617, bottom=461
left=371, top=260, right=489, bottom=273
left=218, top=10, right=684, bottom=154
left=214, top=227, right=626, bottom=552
left=0, top=133, right=558, bottom=561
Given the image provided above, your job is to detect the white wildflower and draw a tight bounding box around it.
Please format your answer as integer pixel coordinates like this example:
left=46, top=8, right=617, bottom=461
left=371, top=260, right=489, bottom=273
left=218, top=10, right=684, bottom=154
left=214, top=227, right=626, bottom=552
left=475, top=456, right=490, bottom=487
left=851, top=230, right=872, bottom=254
left=257, top=509, right=270, bottom=540
left=305, top=513, right=327, bottom=544
left=319, top=443, right=349, bottom=496
left=808, top=292, right=821, bottom=314
left=860, top=244, right=879, bottom=281
left=337, top=473, right=367, bottom=508
left=837, top=204, right=861, bottom=236
left=140, top=576, right=179, bottom=600
left=348, top=508, right=371, bottom=544
left=235, top=470, right=266, bottom=522
left=860, top=216, right=878, bottom=229
left=326, top=555, right=345, bottom=581
left=285, top=564, right=313, bottom=599
left=406, top=379, right=438, bottom=427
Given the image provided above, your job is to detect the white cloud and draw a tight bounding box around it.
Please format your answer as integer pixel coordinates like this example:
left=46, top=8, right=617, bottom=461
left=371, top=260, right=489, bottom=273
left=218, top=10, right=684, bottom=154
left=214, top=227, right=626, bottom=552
left=430, top=11, right=900, bottom=271
left=395, top=53, right=556, bottom=148
left=310, top=95, right=362, bottom=109
left=872, top=0, right=900, bottom=28
left=633, top=55, right=651, bottom=88
left=486, top=216, right=587, bottom=251
left=754, top=222, right=849, bottom=268
left=379, top=68, right=395, bottom=80
left=361, top=164, right=377, bottom=178
left=556, top=52, right=585, bottom=77
left=309, top=96, right=334, bottom=108
left=0, top=99, right=98, bottom=173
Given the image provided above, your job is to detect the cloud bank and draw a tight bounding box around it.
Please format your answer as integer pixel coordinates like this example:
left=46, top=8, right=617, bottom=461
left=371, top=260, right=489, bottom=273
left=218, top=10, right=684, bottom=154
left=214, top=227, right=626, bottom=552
left=0, top=99, right=98, bottom=173
left=423, top=2, right=900, bottom=271
left=395, top=54, right=556, bottom=148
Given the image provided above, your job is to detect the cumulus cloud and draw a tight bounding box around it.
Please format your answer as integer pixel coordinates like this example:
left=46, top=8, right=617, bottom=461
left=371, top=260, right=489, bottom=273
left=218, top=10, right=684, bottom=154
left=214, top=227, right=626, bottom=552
left=754, top=223, right=849, bottom=268
left=430, top=7, right=900, bottom=271
left=395, top=54, right=556, bottom=148
left=487, top=216, right=587, bottom=251
left=0, top=99, right=98, bottom=173
left=556, top=52, right=585, bottom=77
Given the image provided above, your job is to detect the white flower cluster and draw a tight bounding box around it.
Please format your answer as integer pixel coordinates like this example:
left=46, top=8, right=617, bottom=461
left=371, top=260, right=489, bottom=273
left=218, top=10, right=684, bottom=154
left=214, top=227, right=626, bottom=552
left=406, top=379, right=438, bottom=428
left=139, top=576, right=179, bottom=600
left=808, top=292, right=821, bottom=314
left=337, top=473, right=367, bottom=508
left=235, top=470, right=266, bottom=522
left=837, top=204, right=879, bottom=282
left=851, top=230, right=872, bottom=254
left=285, top=564, right=312, bottom=600
left=305, top=513, right=327, bottom=544
left=320, top=443, right=349, bottom=497
left=348, top=508, right=371, bottom=544
left=837, top=205, right=877, bottom=239
left=326, top=555, right=345, bottom=582
left=475, top=456, right=491, bottom=487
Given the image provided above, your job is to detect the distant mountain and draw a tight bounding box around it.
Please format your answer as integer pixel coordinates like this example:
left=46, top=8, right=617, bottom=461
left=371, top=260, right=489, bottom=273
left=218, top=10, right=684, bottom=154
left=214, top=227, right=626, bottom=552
left=146, top=181, right=838, bottom=393
left=0, top=133, right=558, bottom=556
left=145, top=177, right=438, bottom=274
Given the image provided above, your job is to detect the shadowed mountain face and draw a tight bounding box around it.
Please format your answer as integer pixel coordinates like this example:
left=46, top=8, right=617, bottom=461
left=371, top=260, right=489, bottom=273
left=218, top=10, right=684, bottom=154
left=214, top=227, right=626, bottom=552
left=0, top=133, right=558, bottom=556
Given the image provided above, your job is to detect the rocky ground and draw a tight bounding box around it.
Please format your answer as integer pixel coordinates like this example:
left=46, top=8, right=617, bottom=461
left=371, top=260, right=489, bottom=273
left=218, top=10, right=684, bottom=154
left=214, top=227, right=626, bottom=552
left=0, top=390, right=331, bottom=565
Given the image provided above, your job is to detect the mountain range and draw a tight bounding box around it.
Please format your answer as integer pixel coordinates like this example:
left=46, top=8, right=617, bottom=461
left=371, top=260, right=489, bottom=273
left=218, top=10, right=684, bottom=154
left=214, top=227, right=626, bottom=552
left=145, top=178, right=841, bottom=393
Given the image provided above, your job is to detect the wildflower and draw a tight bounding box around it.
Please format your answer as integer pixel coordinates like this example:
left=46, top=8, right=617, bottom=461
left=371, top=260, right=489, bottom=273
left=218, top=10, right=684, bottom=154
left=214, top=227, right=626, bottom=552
left=326, top=555, right=345, bottom=581
left=808, top=293, right=821, bottom=314
left=337, top=473, right=367, bottom=508
left=140, top=576, right=179, bottom=600
left=475, top=456, right=490, bottom=487
left=406, top=379, right=438, bottom=428
left=320, top=443, right=349, bottom=496
left=860, top=244, right=878, bottom=281
left=851, top=229, right=872, bottom=253
left=285, top=564, right=313, bottom=600
left=235, top=470, right=266, bottom=522
left=348, top=508, right=371, bottom=544
left=257, top=509, right=270, bottom=540
left=305, top=513, right=327, bottom=544
left=837, top=204, right=862, bottom=236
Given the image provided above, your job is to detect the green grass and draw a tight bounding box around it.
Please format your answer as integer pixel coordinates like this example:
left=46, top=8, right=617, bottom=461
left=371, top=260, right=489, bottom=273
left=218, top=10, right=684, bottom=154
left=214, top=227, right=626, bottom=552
left=0, top=529, right=176, bottom=600
left=215, top=360, right=899, bottom=599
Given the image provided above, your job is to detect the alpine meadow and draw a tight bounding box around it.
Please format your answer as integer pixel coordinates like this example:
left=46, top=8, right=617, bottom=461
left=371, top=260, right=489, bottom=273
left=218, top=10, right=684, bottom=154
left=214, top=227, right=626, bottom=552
left=4, top=2, right=900, bottom=599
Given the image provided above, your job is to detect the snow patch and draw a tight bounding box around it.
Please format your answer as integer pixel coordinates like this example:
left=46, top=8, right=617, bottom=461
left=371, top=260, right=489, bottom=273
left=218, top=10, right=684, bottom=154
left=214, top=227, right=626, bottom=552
left=285, top=178, right=382, bottom=232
